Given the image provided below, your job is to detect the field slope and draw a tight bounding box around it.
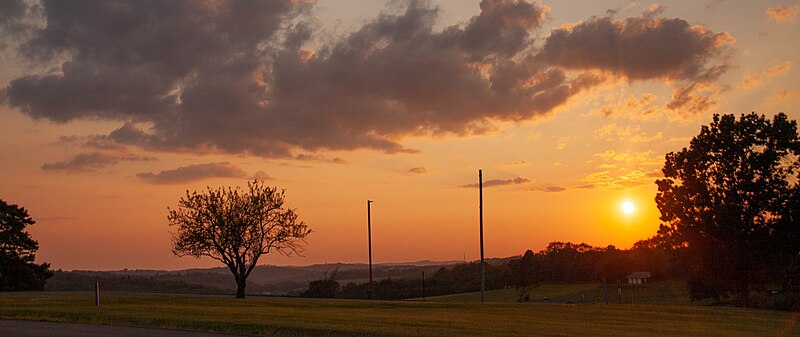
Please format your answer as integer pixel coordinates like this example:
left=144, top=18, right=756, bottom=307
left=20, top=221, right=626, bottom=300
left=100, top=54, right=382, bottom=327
left=1, top=292, right=797, bottom=337
left=427, top=280, right=698, bottom=305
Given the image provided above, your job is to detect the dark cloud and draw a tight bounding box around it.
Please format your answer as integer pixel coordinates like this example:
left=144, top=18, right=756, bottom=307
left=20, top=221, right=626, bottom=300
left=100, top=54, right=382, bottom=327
left=2, top=0, right=734, bottom=157
left=461, top=176, right=530, bottom=188
left=0, top=0, right=32, bottom=50
left=665, top=82, right=720, bottom=115
left=41, top=152, right=156, bottom=173
left=137, top=162, right=247, bottom=184
left=57, top=134, right=128, bottom=151
left=540, top=11, right=734, bottom=82
left=406, top=167, right=428, bottom=174
left=293, top=153, right=347, bottom=164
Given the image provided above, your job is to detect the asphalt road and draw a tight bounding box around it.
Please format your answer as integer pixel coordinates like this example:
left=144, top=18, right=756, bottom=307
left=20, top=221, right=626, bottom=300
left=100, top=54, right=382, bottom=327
left=0, top=320, right=251, bottom=337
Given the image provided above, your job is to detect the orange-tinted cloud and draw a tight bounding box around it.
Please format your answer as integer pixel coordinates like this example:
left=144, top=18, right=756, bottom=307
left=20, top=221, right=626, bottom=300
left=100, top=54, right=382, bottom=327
left=592, top=123, right=663, bottom=143
left=137, top=162, right=247, bottom=184
left=666, top=82, right=722, bottom=116
left=461, top=176, right=531, bottom=188
left=742, top=61, right=792, bottom=88
left=41, top=152, right=156, bottom=173
left=529, top=185, right=567, bottom=192
left=766, top=5, right=800, bottom=22
left=504, top=160, right=531, bottom=167
left=590, top=93, right=661, bottom=120
left=252, top=171, right=274, bottom=181
left=580, top=169, right=656, bottom=190
left=406, top=167, right=428, bottom=175
left=770, top=89, right=796, bottom=100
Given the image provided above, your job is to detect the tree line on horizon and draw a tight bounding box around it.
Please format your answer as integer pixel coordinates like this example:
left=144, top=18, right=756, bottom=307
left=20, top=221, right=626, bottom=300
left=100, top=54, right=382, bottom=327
left=301, top=240, right=678, bottom=300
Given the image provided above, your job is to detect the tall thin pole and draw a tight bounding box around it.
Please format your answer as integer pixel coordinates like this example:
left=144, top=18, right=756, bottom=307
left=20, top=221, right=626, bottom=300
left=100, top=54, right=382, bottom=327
left=479, top=169, right=485, bottom=303
left=422, top=271, right=426, bottom=301
left=367, top=199, right=373, bottom=299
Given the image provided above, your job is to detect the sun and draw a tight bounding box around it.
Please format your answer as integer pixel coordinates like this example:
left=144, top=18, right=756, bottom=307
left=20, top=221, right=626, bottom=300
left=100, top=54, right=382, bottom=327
left=621, top=201, right=635, bottom=215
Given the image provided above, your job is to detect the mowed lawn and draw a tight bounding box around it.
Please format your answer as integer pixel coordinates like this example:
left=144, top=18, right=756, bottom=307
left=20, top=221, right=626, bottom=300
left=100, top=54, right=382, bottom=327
left=1, top=292, right=798, bottom=337
left=428, top=280, right=701, bottom=305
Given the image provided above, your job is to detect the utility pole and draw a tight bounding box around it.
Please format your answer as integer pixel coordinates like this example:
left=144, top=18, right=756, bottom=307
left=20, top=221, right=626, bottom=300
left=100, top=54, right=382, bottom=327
left=367, top=199, right=373, bottom=300
left=479, top=169, right=485, bottom=303
left=422, top=271, right=426, bottom=301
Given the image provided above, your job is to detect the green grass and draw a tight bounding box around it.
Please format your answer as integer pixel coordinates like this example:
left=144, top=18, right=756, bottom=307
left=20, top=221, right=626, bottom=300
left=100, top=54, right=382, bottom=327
left=427, top=280, right=704, bottom=305
left=1, top=292, right=798, bottom=336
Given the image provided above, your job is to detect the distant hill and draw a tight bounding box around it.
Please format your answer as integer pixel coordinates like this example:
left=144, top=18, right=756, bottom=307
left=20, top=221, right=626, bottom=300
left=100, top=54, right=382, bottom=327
left=46, top=260, right=468, bottom=295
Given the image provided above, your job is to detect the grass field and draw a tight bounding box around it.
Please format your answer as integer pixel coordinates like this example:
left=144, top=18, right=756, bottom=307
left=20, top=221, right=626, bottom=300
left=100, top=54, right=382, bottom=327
left=1, top=291, right=798, bottom=337
left=427, top=280, right=705, bottom=306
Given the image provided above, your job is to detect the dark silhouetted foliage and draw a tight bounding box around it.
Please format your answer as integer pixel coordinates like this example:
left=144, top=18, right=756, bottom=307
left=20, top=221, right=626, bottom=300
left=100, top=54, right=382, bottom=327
left=46, top=270, right=225, bottom=294
left=301, top=269, right=339, bottom=298
left=507, top=250, right=542, bottom=301
left=0, top=199, right=52, bottom=291
left=656, top=113, right=800, bottom=304
left=302, top=241, right=678, bottom=300
left=169, top=180, right=311, bottom=298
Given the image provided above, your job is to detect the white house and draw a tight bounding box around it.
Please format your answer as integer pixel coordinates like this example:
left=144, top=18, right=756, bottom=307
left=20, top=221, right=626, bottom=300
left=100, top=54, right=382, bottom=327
left=627, top=272, right=651, bottom=285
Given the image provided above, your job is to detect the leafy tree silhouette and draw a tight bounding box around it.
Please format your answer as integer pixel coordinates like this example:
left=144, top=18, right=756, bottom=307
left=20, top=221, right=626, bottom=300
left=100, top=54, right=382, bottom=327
left=1, top=199, right=52, bottom=291
left=656, top=113, right=800, bottom=303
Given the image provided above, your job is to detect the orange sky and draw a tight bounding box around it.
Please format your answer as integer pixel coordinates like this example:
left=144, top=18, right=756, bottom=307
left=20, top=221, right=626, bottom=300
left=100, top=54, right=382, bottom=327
left=1, top=0, right=798, bottom=270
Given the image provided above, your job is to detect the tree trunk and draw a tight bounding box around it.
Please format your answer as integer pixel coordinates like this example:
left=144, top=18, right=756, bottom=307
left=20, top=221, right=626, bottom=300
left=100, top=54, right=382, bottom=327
left=236, top=277, right=246, bottom=299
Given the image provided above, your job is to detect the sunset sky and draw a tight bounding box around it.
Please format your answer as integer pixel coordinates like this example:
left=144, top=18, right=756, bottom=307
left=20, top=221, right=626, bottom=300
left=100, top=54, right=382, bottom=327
left=1, top=0, right=798, bottom=271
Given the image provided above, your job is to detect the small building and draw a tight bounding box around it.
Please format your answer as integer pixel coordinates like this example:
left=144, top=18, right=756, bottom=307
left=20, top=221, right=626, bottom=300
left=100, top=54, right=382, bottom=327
left=627, top=272, right=651, bottom=285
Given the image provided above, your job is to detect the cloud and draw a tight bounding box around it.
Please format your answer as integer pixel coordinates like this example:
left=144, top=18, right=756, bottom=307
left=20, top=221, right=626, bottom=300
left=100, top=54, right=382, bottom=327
left=742, top=61, right=792, bottom=88
left=540, top=8, right=734, bottom=117
left=770, top=90, right=796, bottom=101
left=56, top=134, right=128, bottom=150
left=293, top=153, right=347, bottom=164
left=589, top=93, right=661, bottom=120
left=461, top=176, right=530, bottom=188
left=252, top=171, right=274, bottom=181
left=41, top=152, right=156, bottom=173
left=605, top=1, right=640, bottom=17
left=665, top=82, right=722, bottom=116
left=630, top=131, right=662, bottom=142
left=137, top=162, right=247, bottom=184
left=1, top=1, right=735, bottom=157
left=592, top=123, right=662, bottom=143
left=593, top=123, right=637, bottom=141
left=593, top=149, right=661, bottom=166
left=764, top=61, right=793, bottom=77
left=556, top=136, right=570, bottom=150
left=406, top=167, right=428, bottom=175
left=580, top=169, right=655, bottom=190
left=0, top=0, right=32, bottom=51
left=741, top=72, right=764, bottom=88
left=579, top=149, right=662, bottom=189
left=540, top=11, right=734, bottom=82
left=504, top=160, right=531, bottom=166
left=767, top=5, right=800, bottom=22
left=529, top=185, right=567, bottom=192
